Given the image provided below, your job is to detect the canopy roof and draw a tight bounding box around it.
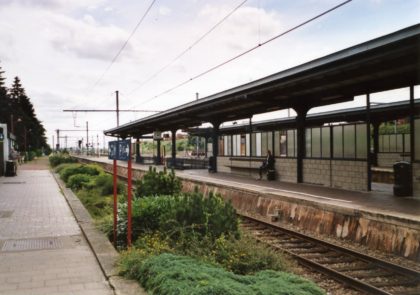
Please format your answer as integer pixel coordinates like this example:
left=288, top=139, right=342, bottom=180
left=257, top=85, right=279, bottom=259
left=105, top=24, right=420, bottom=138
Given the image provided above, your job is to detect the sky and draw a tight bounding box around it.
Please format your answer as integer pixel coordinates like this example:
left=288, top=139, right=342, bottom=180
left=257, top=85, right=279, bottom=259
left=0, top=0, right=419, bottom=149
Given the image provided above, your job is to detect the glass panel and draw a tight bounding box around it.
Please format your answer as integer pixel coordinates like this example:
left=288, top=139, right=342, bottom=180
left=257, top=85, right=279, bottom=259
left=384, top=135, right=390, bottom=152
left=267, top=132, right=273, bottom=154
left=312, top=128, right=321, bottom=158
left=240, top=135, right=246, bottom=156
left=246, top=134, right=250, bottom=156
left=415, top=119, right=420, bottom=160
left=389, top=134, right=397, bottom=152
left=305, top=128, right=312, bottom=157
left=294, top=129, right=297, bottom=157
left=223, top=136, right=228, bottom=156
left=287, top=130, right=295, bottom=157
left=232, top=135, right=237, bottom=156
left=261, top=132, right=268, bottom=155
left=321, top=126, right=330, bottom=158
left=343, top=125, right=355, bottom=158
left=404, top=134, right=411, bottom=153
left=256, top=133, right=262, bottom=156
left=274, top=131, right=280, bottom=157
left=356, top=124, right=367, bottom=159
left=237, top=135, right=241, bottom=156
left=379, top=135, right=383, bottom=152
left=251, top=133, right=257, bottom=156
left=218, top=138, right=223, bottom=156
left=333, top=126, right=343, bottom=158
left=396, top=134, right=403, bottom=153
left=280, top=134, right=287, bottom=157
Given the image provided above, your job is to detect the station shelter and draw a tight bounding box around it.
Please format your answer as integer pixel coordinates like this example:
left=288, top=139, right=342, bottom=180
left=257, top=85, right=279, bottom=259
left=105, top=24, right=420, bottom=196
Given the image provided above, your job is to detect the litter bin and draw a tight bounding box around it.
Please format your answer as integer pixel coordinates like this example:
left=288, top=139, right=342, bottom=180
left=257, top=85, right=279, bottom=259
left=393, top=161, right=412, bottom=197
left=5, top=160, right=17, bottom=177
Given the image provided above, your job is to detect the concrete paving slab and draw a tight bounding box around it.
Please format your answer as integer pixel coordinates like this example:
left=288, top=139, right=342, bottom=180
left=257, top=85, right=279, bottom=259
left=0, top=166, right=113, bottom=295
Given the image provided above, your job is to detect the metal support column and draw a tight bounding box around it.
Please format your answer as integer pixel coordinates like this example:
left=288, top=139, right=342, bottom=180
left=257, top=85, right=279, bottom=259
left=295, top=108, right=308, bottom=183
left=372, top=122, right=380, bottom=167
left=135, top=138, right=140, bottom=163
left=410, top=86, right=415, bottom=195
left=204, top=136, right=208, bottom=158
left=171, top=130, right=177, bottom=162
left=156, top=139, right=161, bottom=165
left=211, top=122, right=220, bottom=172
left=366, top=94, right=372, bottom=191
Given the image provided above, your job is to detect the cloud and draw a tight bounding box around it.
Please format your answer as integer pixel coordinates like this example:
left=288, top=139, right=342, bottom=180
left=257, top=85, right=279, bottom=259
left=47, top=13, right=134, bottom=61
left=0, top=0, right=105, bottom=11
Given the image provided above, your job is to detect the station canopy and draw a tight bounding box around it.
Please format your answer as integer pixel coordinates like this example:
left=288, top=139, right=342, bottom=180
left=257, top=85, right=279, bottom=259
left=105, top=24, right=420, bottom=138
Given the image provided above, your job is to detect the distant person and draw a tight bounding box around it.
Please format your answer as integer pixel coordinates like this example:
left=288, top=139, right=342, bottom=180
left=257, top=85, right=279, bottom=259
left=259, top=150, right=274, bottom=180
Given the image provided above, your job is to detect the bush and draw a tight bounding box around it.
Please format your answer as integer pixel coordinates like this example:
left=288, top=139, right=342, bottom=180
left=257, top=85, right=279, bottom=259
left=116, top=192, right=239, bottom=247
left=121, top=253, right=325, bottom=295
left=67, top=173, right=92, bottom=190
left=59, top=164, right=102, bottom=183
left=160, top=191, right=239, bottom=242
left=94, top=173, right=125, bottom=196
left=49, top=153, right=77, bottom=167
left=135, top=166, right=182, bottom=198
left=76, top=189, right=113, bottom=219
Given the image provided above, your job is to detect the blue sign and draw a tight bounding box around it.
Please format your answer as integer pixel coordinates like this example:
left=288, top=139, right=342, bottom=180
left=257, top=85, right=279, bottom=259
left=108, top=139, right=131, bottom=161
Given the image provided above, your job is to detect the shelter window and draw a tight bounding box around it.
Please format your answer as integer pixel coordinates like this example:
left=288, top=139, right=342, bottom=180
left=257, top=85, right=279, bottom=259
left=256, top=133, right=262, bottom=156
left=355, top=124, right=367, bottom=159
left=321, top=126, right=330, bottom=158
left=332, top=123, right=367, bottom=160
left=245, top=134, right=250, bottom=156
left=379, top=133, right=410, bottom=153
left=218, top=137, right=224, bottom=156
left=287, top=129, right=297, bottom=157
left=305, top=127, right=327, bottom=158
left=279, top=132, right=287, bottom=157
left=274, top=131, right=280, bottom=156
left=251, top=133, right=257, bottom=156
left=223, top=135, right=232, bottom=156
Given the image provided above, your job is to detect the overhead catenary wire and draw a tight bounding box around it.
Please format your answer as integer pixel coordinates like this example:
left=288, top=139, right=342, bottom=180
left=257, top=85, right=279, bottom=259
left=86, top=0, right=157, bottom=93
left=128, top=0, right=249, bottom=95
left=132, top=0, right=352, bottom=108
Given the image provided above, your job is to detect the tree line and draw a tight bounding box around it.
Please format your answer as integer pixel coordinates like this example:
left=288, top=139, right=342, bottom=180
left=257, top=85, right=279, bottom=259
left=0, top=63, right=50, bottom=155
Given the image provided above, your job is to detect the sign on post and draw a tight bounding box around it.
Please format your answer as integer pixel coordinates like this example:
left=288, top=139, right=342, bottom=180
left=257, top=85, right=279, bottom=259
left=108, top=139, right=133, bottom=247
left=108, top=139, right=131, bottom=161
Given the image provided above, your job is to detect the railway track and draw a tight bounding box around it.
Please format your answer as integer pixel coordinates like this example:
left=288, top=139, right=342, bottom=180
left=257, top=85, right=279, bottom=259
left=240, top=215, right=420, bottom=295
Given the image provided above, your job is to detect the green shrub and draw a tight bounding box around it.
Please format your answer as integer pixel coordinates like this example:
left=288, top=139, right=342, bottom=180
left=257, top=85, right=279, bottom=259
left=54, top=163, right=72, bottom=173
left=67, top=174, right=92, bottom=190
left=59, top=164, right=102, bottom=183
left=76, top=189, right=113, bottom=219
left=116, top=192, right=239, bottom=247
left=49, top=153, right=77, bottom=167
left=209, top=234, right=287, bottom=275
left=135, top=166, right=182, bottom=198
left=94, top=173, right=125, bottom=196
left=160, top=191, right=239, bottom=241
left=122, top=253, right=325, bottom=295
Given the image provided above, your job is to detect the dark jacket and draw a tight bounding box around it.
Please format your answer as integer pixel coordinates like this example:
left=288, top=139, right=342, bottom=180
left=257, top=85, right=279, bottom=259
left=264, top=154, right=275, bottom=170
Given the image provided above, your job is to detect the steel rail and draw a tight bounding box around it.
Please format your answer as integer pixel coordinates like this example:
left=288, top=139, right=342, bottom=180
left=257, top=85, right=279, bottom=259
left=240, top=214, right=420, bottom=295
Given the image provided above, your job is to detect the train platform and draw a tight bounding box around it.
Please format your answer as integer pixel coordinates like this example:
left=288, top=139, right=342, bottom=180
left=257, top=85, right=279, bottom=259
left=75, top=156, right=420, bottom=261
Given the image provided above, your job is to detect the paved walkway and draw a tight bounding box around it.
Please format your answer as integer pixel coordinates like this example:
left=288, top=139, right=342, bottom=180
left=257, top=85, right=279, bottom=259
left=0, top=158, right=113, bottom=295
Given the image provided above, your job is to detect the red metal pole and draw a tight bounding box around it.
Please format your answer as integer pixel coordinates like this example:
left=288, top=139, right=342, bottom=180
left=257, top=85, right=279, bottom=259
left=127, top=144, right=132, bottom=247
left=113, top=159, right=117, bottom=246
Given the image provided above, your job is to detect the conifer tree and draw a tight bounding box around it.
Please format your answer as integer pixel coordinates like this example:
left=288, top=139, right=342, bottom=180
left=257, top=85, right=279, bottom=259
left=0, top=64, right=12, bottom=126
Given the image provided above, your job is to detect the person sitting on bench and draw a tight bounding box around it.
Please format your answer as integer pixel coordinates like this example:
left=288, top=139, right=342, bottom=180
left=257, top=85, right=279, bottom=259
left=259, top=150, right=274, bottom=180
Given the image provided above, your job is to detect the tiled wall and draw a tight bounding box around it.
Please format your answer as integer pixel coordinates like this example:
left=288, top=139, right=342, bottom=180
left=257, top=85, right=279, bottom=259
left=303, top=159, right=368, bottom=191
left=377, top=153, right=410, bottom=168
